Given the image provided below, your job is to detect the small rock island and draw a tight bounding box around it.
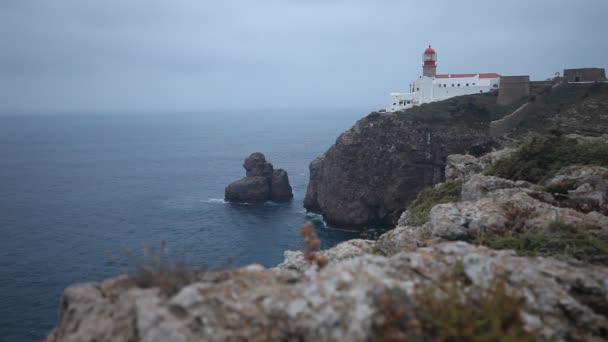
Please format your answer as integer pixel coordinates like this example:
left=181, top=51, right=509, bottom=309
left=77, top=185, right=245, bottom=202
left=225, top=152, right=293, bottom=203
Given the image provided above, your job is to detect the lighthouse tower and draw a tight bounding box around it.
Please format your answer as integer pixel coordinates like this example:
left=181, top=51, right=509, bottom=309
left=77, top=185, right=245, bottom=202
left=422, top=45, right=437, bottom=77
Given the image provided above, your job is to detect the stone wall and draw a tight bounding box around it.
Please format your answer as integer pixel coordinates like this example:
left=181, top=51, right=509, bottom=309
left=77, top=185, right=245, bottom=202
left=563, top=68, right=607, bottom=82
left=497, top=75, right=530, bottom=105
left=490, top=80, right=565, bottom=138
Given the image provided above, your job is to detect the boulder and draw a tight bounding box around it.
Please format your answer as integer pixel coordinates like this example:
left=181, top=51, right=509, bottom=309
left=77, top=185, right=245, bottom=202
left=225, top=153, right=293, bottom=203
left=461, top=174, right=537, bottom=201
left=375, top=225, right=431, bottom=256
left=224, top=176, right=269, bottom=203
left=270, top=169, right=293, bottom=202
left=445, top=148, right=515, bottom=182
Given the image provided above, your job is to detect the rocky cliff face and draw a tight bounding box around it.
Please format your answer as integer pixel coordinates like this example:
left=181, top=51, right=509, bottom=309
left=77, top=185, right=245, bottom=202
left=305, top=83, right=608, bottom=228
left=304, top=111, right=494, bottom=228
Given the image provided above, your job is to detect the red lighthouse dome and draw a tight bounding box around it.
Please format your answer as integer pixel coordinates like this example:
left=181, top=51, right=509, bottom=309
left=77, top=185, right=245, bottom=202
left=423, top=45, right=437, bottom=66
left=422, top=45, right=437, bottom=77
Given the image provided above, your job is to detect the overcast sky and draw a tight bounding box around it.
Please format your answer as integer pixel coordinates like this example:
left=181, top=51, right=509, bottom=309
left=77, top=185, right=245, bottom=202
left=1, top=0, right=606, bottom=114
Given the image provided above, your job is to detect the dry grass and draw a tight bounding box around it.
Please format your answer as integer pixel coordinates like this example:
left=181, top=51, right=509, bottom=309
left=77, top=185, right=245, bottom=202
left=117, top=241, right=205, bottom=296
left=300, top=222, right=328, bottom=270
left=372, top=263, right=535, bottom=341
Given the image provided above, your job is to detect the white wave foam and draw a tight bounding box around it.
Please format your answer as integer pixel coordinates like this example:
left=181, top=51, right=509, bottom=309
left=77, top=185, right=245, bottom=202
left=205, top=198, right=227, bottom=204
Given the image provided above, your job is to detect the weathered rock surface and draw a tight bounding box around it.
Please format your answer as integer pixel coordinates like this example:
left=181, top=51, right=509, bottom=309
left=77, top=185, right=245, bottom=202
left=278, top=239, right=375, bottom=272
left=225, top=153, right=292, bottom=203
left=270, top=169, right=293, bottom=202
left=429, top=188, right=608, bottom=241
left=445, top=148, right=515, bottom=182
left=304, top=112, right=494, bottom=228
left=461, top=173, right=537, bottom=201
left=46, top=242, right=608, bottom=342
left=224, top=176, right=270, bottom=202
left=375, top=225, right=431, bottom=256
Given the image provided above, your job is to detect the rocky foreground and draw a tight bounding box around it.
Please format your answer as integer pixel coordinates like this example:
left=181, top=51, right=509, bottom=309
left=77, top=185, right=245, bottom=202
left=46, top=136, right=608, bottom=341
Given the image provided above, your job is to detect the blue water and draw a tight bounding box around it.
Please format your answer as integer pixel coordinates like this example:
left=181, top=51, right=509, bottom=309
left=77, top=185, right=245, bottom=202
left=0, top=109, right=366, bottom=341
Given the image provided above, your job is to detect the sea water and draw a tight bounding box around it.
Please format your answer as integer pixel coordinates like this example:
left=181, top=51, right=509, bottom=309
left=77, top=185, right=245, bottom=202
left=0, top=109, right=367, bottom=341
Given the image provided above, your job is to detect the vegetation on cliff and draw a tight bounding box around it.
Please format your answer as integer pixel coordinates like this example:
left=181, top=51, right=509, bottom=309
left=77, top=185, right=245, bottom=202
left=475, top=221, right=608, bottom=263
left=374, top=263, right=535, bottom=341
left=486, top=134, right=608, bottom=183
left=405, top=180, right=463, bottom=226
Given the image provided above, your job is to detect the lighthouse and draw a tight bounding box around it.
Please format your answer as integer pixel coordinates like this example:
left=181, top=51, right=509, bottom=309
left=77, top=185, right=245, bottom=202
left=387, top=45, right=501, bottom=112
left=422, top=45, right=437, bottom=77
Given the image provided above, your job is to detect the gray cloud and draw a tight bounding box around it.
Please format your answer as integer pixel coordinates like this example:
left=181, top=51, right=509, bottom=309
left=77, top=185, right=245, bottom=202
left=1, top=0, right=607, bottom=113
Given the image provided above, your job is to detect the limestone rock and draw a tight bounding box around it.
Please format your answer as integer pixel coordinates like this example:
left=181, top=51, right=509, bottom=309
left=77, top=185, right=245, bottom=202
left=428, top=188, right=608, bottom=240
left=445, top=148, right=515, bottom=182
left=46, top=242, right=608, bottom=341
left=224, top=176, right=269, bottom=203
left=461, top=173, right=537, bottom=201
left=396, top=209, right=410, bottom=226
left=278, top=239, right=375, bottom=271
left=225, top=153, right=293, bottom=203
left=375, top=225, right=431, bottom=256
left=270, top=169, right=293, bottom=202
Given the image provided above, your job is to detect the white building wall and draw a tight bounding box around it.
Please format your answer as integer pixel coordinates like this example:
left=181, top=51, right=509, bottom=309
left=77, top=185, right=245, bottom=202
left=387, top=75, right=500, bottom=112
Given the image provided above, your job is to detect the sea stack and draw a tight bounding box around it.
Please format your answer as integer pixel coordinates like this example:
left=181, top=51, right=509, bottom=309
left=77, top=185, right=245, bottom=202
left=225, top=153, right=293, bottom=203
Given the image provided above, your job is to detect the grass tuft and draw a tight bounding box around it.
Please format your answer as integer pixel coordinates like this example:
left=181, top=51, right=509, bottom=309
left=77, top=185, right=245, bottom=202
left=117, top=241, right=204, bottom=296
left=406, top=180, right=463, bottom=226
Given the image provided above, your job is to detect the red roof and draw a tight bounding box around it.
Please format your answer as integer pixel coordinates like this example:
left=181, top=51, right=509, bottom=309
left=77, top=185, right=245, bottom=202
left=435, top=73, right=501, bottom=79
left=424, top=45, right=436, bottom=54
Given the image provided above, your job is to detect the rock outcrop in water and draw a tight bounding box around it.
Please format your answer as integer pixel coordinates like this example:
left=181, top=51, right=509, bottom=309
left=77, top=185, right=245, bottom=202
left=225, top=153, right=293, bottom=203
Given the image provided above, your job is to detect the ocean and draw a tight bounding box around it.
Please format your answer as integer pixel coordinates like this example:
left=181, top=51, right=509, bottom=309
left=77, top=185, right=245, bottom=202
left=0, top=109, right=367, bottom=341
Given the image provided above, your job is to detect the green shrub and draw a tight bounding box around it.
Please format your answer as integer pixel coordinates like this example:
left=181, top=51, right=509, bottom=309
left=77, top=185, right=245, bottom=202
left=406, top=180, right=463, bottom=226
left=475, top=221, right=608, bottom=262
left=486, top=135, right=608, bottom=183
left=544, top=180, right=577, bottom=194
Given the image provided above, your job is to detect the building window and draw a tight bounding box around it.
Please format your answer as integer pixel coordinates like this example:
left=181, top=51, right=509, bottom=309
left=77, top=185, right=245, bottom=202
left=444, top=84, right=447, bottom=87
left=393, top=103, right=396, bottom=105
left=472, top=83, right=476, bottom=85
left=417, top=88, right=419, bottom=91
left=458, top=83, right=460, bottom=87
left=451, top=84, right=454, bottom=87
left=493, top=84, right=498, bottom=88
left=466, top=83, right=469, bottom=86
left=480, top=90, right=483, bottom=93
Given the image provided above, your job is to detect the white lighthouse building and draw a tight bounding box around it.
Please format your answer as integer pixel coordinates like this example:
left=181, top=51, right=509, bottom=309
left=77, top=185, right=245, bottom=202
left=387, top=46, right=501, bottom=112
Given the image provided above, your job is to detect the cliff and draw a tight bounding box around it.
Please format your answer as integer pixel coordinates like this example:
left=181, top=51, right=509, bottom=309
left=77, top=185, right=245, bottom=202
left=305, top=82, right=608, bottom=228
left=46, top=135, right=608, bottom=341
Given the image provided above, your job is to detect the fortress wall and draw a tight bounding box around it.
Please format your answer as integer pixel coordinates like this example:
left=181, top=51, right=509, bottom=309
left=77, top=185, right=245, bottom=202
left=564, top=68, right=607, bottom=82
left=530, top=81, right=555, bottom=95
left=497, top=76, right=530, bottom=105
left=490, top=80, right=566, bottom=138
